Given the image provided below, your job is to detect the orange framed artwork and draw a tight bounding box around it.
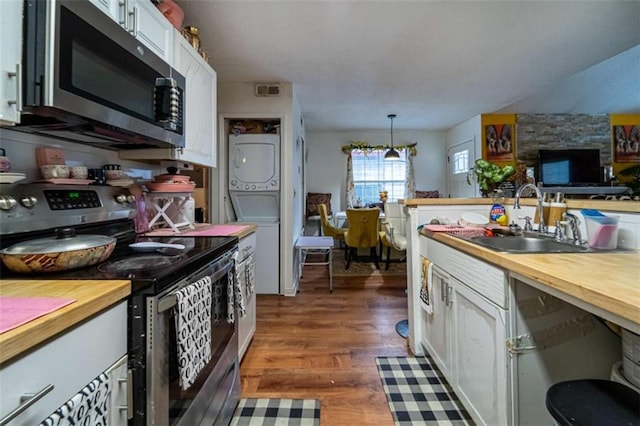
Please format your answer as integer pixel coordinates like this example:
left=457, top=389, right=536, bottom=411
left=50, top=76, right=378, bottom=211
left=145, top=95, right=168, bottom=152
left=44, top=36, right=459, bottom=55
left=613, top=124, right=640, bottom=163
left=481, top=114, right=516, bottom=164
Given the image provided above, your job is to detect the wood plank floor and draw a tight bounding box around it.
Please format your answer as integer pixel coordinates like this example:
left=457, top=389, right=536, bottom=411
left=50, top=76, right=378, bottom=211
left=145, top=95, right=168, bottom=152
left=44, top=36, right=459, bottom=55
left=239, top=264, right=411, bottom=425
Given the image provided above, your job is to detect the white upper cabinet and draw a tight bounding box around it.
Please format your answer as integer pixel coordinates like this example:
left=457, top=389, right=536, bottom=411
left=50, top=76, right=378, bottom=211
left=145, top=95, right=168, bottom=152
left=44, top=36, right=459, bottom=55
left=88, top=0, right=173, bottom=62
left=171, top=32, right=217, bottom=167
left=134, top=0, right=174, bottom=62
left=87, top=0, right=119, bottom=21
left=0, top=0, right=22, bottom=125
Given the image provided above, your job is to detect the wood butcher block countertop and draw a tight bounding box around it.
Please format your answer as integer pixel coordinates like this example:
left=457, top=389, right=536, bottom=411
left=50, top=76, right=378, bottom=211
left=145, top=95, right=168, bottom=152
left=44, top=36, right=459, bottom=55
left=223, top=223, right=258, bottom=239
left=403, top=197, right=640, bottom=213
left=0, top=280, right=130, bottom=365
left=144, top=223, right=257, bottom=239
left=421, top=230, right=640, bottom=331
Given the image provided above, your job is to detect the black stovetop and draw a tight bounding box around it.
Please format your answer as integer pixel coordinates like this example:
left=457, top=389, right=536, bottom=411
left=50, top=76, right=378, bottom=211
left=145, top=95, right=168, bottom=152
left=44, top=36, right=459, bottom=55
left=0, top=220, right=238, bottom=294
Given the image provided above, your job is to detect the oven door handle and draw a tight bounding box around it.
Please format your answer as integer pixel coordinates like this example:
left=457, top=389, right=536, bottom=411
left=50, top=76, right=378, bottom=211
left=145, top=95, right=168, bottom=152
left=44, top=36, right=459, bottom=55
left=157, top=260, right=235, bottom=313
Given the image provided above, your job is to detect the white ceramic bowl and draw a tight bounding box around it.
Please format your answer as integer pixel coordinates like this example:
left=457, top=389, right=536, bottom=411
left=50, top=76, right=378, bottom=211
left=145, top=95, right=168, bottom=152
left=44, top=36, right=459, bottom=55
left=70, top=166, right=88, bottom=179
left=105, top=170, right=126, bottom=180
left=458, top=212, right=490, bottom=227
left=40, top=164, right=70, bottom=179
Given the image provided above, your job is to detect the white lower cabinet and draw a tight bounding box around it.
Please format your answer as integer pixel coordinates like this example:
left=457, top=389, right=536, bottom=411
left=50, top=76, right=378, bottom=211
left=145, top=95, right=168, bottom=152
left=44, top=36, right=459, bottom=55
left=422, top=238, right=508, bottom=426
left=237, top=232, right=257, bottom=360
left=421, top=237, right=622, bottom=426
left=450, top=276, right=508, bottom=426
left=0, top=302, right=127, bottom=425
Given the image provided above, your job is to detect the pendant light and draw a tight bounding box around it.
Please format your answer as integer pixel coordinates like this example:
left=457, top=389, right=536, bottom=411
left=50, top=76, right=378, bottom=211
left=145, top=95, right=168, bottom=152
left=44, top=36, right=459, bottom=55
left=384, top=114, right=400, bottom=160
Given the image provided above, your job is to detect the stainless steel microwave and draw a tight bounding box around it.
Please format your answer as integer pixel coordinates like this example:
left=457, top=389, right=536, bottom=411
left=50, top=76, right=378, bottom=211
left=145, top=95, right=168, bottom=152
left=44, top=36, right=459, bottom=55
left=14, top=0, right=185, bottom=149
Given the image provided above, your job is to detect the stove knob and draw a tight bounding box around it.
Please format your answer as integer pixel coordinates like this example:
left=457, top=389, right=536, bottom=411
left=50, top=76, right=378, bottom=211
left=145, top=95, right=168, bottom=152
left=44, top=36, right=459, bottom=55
left=0, top=195, right=17, bottom=211
left=115, top=194, right=127, bottom=203
left=19, top=196, right=38, bottom=209
left=126, top=195, right=136, bottom=203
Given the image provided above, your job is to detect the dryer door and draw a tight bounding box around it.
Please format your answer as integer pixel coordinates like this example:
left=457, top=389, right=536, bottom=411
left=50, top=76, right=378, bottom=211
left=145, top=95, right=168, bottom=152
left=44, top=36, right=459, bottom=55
left=229, top=134, right=280, bottom=191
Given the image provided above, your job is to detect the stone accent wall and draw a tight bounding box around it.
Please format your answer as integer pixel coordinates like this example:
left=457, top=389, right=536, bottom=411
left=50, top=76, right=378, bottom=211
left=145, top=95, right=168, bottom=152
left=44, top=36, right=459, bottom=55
left=516, top=114, right=611, bottom=166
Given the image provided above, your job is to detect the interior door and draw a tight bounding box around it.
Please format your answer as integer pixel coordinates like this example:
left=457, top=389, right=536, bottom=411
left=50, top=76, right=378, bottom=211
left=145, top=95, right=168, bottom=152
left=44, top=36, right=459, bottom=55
left=447, top=138, right=476, bottom=198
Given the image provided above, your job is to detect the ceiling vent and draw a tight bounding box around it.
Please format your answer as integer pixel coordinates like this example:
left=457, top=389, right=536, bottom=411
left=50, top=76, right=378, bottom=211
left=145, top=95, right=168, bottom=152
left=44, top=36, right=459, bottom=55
left=255, top=84, right=280, bottom=97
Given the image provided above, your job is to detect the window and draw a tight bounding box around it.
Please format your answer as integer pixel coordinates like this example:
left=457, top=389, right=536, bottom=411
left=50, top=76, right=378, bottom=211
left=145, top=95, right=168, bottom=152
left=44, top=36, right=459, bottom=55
left=452, top=149, right=469, bottom=174
left=352, top=150, right=407, bottom=204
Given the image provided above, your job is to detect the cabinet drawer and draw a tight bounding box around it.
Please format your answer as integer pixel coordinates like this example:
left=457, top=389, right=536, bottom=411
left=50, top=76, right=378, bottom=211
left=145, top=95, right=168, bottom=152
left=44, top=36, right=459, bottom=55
left=0, top=302, right=127, bottom=425
left=239, top=232, right=257, bottom=260
left=427, top=239, right=507, bottom=308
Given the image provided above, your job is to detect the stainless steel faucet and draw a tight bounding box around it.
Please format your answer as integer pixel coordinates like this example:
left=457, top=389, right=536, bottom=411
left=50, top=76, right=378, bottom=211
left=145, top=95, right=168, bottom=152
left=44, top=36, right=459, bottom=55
left=514, top=183, right=546, bottom=233
left=563, top=212, right=583, bottom=244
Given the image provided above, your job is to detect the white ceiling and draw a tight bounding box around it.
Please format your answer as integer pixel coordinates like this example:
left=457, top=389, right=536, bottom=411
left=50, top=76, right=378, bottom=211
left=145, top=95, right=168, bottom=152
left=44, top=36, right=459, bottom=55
left=177, top=0, right=640, bottom=131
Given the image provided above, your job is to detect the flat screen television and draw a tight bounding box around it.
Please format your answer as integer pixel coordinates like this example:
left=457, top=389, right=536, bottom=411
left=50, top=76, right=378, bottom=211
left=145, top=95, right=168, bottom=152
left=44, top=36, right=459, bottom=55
left=538, top=149, right=601, bottom=186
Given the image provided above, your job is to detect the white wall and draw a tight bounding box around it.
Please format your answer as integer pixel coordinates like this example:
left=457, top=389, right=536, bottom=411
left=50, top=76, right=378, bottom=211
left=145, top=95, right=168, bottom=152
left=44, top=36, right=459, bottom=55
left=305, top=129, right=447, bottom=212
left=217, top=82, right=302, bottom=296
left=0, top=128, right=163, bottom=180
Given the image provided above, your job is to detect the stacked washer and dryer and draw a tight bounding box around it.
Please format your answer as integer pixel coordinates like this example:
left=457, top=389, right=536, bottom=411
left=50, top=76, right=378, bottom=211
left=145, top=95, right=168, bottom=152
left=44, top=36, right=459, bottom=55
left=228, top=133, right=280, bottom=294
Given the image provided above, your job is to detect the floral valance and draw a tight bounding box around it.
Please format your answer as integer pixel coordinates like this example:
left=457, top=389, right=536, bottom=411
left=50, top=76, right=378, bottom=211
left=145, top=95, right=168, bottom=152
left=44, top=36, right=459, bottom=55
left=341, top=140, right=417, bottom=156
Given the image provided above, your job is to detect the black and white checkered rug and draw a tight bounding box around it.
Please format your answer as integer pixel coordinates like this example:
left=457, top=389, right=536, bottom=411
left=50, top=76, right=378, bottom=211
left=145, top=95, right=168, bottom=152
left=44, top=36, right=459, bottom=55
left=230, top=398, right=321, bottom=426
left=376, top=356, right=474, bottom=425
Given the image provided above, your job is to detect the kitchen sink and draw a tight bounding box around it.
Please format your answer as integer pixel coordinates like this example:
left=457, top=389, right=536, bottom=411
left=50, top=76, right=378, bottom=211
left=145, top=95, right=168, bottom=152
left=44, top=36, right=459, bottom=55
left=467, top=236, right=591, bottom=253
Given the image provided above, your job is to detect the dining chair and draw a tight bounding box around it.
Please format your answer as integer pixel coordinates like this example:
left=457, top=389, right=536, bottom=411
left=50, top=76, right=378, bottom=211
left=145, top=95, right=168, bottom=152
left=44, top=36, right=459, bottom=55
left=306, top=193, right=332, bottom=235
left=379, top=202, right=407, bottom=270
left=344, top=208, right=380, bottom=269
left=318, top=203, right=346, bottom=245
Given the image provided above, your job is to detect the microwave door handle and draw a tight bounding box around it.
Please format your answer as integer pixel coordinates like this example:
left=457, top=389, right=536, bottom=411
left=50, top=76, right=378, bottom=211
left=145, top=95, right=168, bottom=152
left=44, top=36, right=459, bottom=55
left=154, top=78, right=179, bottom=130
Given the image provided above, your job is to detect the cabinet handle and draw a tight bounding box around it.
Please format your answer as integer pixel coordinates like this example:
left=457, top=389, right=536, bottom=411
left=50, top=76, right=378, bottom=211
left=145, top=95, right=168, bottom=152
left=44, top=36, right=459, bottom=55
left=440, top=278, right=446, bottom=302
left=446, top=285, right=453, bottom=307
left=118, top=0, right=128, bottom=27
left=7, top=63, right=22, bottom=111
left=0, top=384, right=54, bottom=425
left=128, top=6, right=138, bottom=37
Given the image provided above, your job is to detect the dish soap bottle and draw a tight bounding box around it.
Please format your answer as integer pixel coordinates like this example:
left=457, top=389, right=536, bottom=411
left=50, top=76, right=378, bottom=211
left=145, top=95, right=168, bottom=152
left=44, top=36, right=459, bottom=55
left=489, top=194, right=508, bottom=226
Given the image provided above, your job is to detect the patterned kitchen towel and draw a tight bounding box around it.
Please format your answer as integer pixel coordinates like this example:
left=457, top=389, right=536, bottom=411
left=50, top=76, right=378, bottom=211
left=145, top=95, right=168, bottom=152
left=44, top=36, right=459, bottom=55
left=227, top=251, right=246, bottom=323
left=39, top=373, right=110, bottom=426
left=419, top=258, right=434, bottom=314
left=246, top=256, right=256, bottom=296
left=174, top=276, right=212, bottom=391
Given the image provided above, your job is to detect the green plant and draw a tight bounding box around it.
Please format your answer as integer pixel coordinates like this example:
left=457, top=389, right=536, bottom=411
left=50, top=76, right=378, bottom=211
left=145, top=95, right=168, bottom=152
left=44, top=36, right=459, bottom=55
left=466, top=159, right=515, bottom=195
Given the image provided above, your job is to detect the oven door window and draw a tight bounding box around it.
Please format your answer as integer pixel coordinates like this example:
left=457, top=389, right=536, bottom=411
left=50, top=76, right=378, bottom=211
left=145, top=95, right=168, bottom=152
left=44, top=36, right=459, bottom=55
left=167, top=274, right=235, bottom=424
left=58, top=6, right=160, bottom=124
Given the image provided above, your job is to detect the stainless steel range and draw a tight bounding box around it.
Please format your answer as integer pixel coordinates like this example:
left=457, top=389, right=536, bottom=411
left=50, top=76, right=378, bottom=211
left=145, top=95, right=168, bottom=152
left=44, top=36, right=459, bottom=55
left=0, top=183, right=240, bottom=425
